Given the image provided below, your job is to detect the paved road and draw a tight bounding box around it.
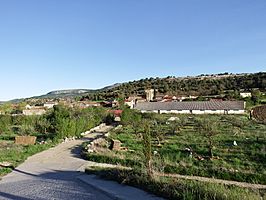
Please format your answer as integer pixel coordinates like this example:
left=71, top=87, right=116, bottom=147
left=0, top=133, right=112, bottom=200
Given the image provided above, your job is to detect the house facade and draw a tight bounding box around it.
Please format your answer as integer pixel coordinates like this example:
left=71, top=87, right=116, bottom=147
left=135, top=101, right=245, bottom=114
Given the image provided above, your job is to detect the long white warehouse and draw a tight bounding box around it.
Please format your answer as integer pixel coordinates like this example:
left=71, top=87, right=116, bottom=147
left=135, top=101, right=245, bottom=114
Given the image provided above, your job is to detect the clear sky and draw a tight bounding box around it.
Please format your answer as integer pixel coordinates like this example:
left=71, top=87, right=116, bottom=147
left=0, top=0, right=265, bottom=101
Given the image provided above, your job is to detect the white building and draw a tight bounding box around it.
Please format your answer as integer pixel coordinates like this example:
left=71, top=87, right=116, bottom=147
left=240, top=92, right=252, bottom=98
left=125, top=99, right=135, bottom=109
left=44, top=102, right=58, bottom=109
left=23, top=108, right=46, bottom=116
left=135, top=101, right=245, bottom=115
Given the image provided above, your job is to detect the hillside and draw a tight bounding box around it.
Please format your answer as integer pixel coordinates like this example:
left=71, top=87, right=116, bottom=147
left=7, top=72, right=266, bottom=102
left=37, top=89, right=95, bottom=98
left=83, top=72, right=266, bottom=100
left=7, top=83, right=122, bottom=102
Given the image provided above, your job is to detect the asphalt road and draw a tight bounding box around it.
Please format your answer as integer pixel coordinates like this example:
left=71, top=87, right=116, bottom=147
left=0, top=133, right=112, bottom=200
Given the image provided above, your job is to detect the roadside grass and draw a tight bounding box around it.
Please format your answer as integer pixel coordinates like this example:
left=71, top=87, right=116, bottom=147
left=85, top=166, right=266, bottom=200
left=0, top=139, right=55, bottom=177
left=83, top=114, right=266, bottom=184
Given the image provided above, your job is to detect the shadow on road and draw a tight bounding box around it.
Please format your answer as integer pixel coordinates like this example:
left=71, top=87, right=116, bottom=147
left=0, top=132, right=113, bottom=200
left=0, top=192, right=34, bottom=200
left=0, top=169, right=106, bottom=200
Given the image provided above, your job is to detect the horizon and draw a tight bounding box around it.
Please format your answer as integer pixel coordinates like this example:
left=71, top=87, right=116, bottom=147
left=1, top=71, right=264, bottom=102
left=1, top=1, right=266, bottom=101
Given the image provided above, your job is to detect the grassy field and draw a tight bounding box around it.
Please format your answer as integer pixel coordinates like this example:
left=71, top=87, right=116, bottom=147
left=0, top=139, right=55, bottom=177
left=85, top=166, right=265, bottom=200
left=84, top=114, right=266, bottom=184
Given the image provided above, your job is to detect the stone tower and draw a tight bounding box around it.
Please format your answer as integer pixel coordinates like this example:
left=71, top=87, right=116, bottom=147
left=145, top=89, right=155, bottom=102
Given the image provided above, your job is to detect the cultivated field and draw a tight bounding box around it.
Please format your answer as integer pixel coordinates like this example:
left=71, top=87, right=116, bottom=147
left=86, top=114, right=266, bottom=184
left=83, top=113, right=266, bottom=199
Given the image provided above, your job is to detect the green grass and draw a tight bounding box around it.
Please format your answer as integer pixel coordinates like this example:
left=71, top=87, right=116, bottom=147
left=0, top=139, right=55, bottom=177
left=84, top=114, right=266, bottom=184
left=85, top=167, right=266, bottom=200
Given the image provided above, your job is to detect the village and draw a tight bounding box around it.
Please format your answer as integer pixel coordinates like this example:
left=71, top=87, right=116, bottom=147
left=1, top=0, right=266, bottom=199
left=0, top=88, right=259, bottom=117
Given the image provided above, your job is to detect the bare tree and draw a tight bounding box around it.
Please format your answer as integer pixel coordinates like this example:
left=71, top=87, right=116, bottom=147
left=196, top=118, right=220, bottom=159
left=142, top=120, right=153, bottom=178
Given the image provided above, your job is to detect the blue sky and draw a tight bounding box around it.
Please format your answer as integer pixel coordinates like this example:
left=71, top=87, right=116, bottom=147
left=0, top=0, right=265, bottom=101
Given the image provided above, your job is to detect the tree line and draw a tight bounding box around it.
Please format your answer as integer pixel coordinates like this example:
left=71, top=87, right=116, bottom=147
left=80, top=72, right=266, bottom=100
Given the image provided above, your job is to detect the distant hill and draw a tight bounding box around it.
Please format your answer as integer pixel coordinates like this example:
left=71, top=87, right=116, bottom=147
left=101, top=83, right=122, bottom=91
left=82, top=72, right=266, bottom=100
left=37, top=89, right=95, bottom=98
left=6, top=72, right=266, bottom=103
left=7, top=83, right=122, bottom=102
left=30, top=84, right=121, bottom=99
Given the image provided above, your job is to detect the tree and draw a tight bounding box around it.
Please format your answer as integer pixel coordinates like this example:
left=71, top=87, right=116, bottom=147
left=251, top=90, right=261, bottom=105
left=0, top=115, right=12, bottom=134
left=151, top=120, right=164, bottom=146
left=121, top=108, right=142, bottom=134
left=142, top=120, right=153, bottom=178
left=196, top=118, right=220, bottom=159
left=225, top=116, right=245, bottom=135
left=15, top=102, right=27, bottom=114
left=0, top=103, right=13, bottom=115
left=168, top=117, right=188, bottom=135
left=35, top=116, right=51, bottom=134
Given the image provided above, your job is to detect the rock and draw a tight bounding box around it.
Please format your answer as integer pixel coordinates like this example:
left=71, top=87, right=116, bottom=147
left=114, top=117, right=121, bottom=122
left=114, top=125, right=123, bottom=130
left=196, top=155, right=204, bottom=161
left=110, top=139, right=122, bottom=151
left=64, top=137, right=69, bottom=143
left=87, top=149, right=94, bottom=153
left=99, top=123, right=106, bottom=128
left=120, top=147, right=128, bottom=151
left=0, top=162, right=13, bottom=168
left=92, top=138, right=108, bottom=148
left=184, top=147, right=192, bottom=152
left=38, top=140, right=46, bottom=145
left=168, top=117, right=179, bottom=121
left=81, top=131, right=91, bottom=136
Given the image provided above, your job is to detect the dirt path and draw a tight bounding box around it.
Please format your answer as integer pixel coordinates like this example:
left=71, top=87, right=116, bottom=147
left=0, top=125, right=163, bottom=200
left=0, top=126, right=114, bottom=200
left=155, top=172, right=266, bottom=190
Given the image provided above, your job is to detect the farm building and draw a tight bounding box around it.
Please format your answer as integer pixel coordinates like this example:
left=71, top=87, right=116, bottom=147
left=22, top=107, right=46, bottom=116
left=135, top=101, right=245, bottom=114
